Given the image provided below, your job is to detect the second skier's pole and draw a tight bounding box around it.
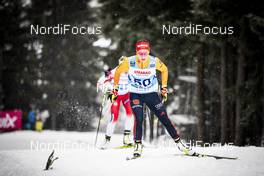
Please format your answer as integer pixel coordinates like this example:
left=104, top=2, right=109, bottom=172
left=94, top=93, right=107, bottom=147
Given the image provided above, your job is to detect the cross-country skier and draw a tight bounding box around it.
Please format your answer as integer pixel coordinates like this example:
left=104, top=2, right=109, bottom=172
left=97, top=58, right=134, bottom=149
left=111, top=40, right=195, bottom=157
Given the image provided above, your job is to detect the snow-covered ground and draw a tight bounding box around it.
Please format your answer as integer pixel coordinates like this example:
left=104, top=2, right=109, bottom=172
left=0, top=130, right=264, bottom=176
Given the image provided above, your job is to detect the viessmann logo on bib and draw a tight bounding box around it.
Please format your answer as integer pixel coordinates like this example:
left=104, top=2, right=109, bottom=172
left=134, top=70, right=151, bottom=75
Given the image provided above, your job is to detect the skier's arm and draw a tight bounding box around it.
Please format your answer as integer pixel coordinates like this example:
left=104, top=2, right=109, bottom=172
left=113, top=57, right=129, bottom=89
left=156, top=57, right=168, bottom=88
left=97, top=74, right=113, bottom=94
left=97, top=75, right=106, bottom=92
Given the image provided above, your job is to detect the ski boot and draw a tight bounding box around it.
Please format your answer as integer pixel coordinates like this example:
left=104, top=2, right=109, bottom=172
left=100, top=135, right=111, bottom=150
left=133, top=140, right=143, bottom=157
left=123, top=130, right=133, bottom=147
left=175, top=138, right=195, bottom=156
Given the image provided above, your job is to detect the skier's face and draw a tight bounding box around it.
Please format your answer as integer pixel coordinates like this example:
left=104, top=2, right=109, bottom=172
left=104, top=70, right=111, bottom=77
left=137, top=49, right=149, bottom=61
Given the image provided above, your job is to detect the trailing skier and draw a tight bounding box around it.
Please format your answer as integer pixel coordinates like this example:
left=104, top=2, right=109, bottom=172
left=97, top=58, right=134, bottom=149
left=111, top=40, right=195, bottom=158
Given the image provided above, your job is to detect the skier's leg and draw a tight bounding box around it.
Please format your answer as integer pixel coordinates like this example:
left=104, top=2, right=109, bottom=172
left=130, top=93, right=144, bottom=156
left=122, top=93, right=134, bottom=144
left=122, top=93, right=134, bottom=145
left=102, top=97, right=121, bottom=149
left=144, top=92, right=195, bottom=155
left=130, top=93, right=144, bottom=141
left=144, top=92, right=179, bottom=139
left=106, top=97, right=121, bottom=137
left=122, top=93, right=134, bottom=131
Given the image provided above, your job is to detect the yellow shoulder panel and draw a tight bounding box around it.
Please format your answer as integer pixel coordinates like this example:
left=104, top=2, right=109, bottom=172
left=156, top=57, right=168, bottom=88
left=113, top=57, right=129, bottom=88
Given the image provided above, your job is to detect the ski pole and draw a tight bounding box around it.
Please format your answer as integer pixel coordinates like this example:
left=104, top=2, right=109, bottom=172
left=94, top=93, right=107, bottom=147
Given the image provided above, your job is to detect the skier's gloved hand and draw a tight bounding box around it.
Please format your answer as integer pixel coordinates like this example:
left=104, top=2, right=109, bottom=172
left=109, top=88, right=118, bottom=102
left=161, top=87, right=168, bottom=102
left=105, top=90, right=112, bottom=100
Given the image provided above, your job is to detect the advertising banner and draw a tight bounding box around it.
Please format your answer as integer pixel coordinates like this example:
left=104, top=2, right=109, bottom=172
left=0, top=110, right=22, bottom=131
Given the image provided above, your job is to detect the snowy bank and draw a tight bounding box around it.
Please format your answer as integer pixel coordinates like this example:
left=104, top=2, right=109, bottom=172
left=0, top=131, right=263, bottom=176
